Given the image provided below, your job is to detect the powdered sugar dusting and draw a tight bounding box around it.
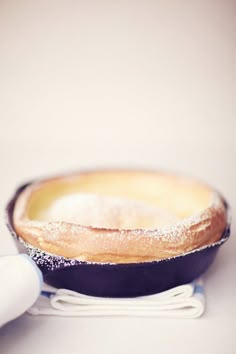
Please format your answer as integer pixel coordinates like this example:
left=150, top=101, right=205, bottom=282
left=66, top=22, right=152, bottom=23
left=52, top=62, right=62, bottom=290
left=40, top=193, right=178, bottom=229
left=130, top=192, right=225, bottom=242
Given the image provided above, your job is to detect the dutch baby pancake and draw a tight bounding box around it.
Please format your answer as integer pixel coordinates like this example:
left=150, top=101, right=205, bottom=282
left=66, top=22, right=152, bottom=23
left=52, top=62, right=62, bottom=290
left=12, top=170, right=227, bottom=263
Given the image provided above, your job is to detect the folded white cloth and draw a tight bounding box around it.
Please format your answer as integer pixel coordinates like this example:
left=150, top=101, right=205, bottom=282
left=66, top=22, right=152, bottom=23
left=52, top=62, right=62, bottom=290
left=0, top=254, right=42, bottom=327
left=28, top=278, right=205, bottom=319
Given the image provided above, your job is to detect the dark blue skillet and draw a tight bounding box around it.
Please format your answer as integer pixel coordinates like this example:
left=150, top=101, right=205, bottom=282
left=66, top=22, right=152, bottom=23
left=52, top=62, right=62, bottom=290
left=5, top=182, right=231, bottom=298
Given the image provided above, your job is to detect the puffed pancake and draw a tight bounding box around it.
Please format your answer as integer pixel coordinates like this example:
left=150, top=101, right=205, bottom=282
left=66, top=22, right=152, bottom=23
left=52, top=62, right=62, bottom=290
left=13, top=170, right=227, bottom=263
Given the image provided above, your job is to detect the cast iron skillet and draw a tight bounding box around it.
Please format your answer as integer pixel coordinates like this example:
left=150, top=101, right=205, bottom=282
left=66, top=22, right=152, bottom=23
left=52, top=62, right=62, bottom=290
left=5, top=182, right=231, bottom=298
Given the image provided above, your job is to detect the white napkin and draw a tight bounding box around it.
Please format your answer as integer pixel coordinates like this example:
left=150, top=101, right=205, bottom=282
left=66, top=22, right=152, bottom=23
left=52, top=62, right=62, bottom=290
left=28, top=278, right=205, bottom=319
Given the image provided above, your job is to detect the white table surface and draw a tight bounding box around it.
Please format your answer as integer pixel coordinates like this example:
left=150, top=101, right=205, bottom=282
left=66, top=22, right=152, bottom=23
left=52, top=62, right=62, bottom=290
left=0, top=1, right=235, bottom=353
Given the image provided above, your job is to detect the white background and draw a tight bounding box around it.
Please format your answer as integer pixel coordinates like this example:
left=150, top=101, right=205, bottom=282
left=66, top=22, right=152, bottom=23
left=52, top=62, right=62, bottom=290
left=0, top=0, right=235, bottom=353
